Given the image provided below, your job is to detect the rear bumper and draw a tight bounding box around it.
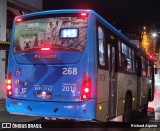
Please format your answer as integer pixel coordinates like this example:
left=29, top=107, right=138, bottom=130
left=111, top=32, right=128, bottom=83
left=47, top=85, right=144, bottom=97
left=6, top=97, right=96, bottom=121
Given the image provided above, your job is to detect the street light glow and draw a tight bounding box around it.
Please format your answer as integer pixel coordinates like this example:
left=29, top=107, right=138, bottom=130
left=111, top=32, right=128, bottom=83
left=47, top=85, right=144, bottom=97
left=143, top=26, right=146, bottom=30
left=152, top=32, right=158, bottom=38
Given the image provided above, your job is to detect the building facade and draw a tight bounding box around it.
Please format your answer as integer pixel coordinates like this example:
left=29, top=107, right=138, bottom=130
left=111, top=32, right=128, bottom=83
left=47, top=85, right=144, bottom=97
left=0, top=0, right=43, bottom=99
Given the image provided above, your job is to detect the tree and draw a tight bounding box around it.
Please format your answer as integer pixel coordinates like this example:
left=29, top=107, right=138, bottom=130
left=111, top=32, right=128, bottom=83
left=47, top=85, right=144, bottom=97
left=140, top=27, right=158, bottom=55
left=141, top=32, right=153, bottom=54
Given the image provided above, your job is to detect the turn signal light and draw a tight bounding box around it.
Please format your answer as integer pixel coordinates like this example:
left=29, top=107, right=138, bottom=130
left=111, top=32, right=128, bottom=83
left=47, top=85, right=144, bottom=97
left=7, top=79, right=12, bottom=85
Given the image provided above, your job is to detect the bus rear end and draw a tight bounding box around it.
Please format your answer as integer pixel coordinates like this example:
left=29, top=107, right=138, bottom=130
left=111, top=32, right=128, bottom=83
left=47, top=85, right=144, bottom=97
left=6, top=10, right=96, bottom=121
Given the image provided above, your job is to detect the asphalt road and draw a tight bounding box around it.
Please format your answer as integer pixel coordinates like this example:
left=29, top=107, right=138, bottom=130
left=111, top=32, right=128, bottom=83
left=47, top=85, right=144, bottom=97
left=0, top=98, right=160, bottom=131
left=0, top=108, right=160, bottom=130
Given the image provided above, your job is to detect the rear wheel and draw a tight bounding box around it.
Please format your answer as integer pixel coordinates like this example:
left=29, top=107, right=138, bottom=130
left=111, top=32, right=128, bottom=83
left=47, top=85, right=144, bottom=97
left=123, top=94, right=132, bottom=122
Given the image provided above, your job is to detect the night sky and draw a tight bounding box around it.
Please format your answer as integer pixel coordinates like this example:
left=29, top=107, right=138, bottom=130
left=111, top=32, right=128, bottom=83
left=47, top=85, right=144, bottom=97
left=43, top=0, right=160, bottom=31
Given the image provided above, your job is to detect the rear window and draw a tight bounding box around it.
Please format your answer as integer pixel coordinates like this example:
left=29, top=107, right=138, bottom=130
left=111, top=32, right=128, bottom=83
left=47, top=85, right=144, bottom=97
left=14, top=16, right=88, bottom=53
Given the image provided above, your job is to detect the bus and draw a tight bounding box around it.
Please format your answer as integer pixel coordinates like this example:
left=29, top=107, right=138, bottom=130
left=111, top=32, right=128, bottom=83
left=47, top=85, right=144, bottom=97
left=6, top=9, right=154, bottom=122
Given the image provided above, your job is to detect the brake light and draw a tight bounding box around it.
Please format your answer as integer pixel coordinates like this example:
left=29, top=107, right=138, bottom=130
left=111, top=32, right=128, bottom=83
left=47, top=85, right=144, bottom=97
left=80, top=13, right=88, bottom=17
left=84, top=87, right=89, bottom=93
left=41, top=48, right=50, bottom=51
left=149, top=55, right=154, bottom=60
left=16, top=18, right=22, bottom=22
left=6, top=73, right=12, bottom=97
left=7, top=85, right=12, bottom=90
left=81, top=73, right=92, bottom=100
left=148, top=107, right=154, bottom=112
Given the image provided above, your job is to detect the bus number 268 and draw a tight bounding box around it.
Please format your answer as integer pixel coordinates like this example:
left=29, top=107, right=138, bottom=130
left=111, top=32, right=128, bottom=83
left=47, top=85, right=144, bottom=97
left=62, top=68, right=77, bottom=75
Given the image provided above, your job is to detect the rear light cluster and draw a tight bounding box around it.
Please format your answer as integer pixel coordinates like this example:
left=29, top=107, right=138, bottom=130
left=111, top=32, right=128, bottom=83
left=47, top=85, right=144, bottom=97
left=81, top=73, right=92, bottom=100
left=16, top=18, right=22, bottom=23
left=80, top=13, right=88, bottom=16
left=6, top=73, right=12, bottom=97
left=41, top=47, right=51, bottom=51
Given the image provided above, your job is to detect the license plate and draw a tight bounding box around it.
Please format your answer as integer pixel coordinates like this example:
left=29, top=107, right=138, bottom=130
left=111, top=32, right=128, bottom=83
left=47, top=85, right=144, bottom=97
left=36, top=92, right=52, bottom=99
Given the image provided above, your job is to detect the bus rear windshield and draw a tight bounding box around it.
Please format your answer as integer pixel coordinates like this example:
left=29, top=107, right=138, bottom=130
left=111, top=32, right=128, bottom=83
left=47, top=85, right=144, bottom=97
left=14, top=16, right=88, bottom=53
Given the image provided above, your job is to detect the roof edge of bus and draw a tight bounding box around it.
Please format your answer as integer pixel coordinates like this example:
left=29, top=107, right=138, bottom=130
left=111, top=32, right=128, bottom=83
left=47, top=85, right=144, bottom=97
left=15, top=9, right=93, bottom=18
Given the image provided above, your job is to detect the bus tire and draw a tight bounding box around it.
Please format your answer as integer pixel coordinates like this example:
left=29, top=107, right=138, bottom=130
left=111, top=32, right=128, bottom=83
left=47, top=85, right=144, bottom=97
left=123, top=94, right=132, bottom=122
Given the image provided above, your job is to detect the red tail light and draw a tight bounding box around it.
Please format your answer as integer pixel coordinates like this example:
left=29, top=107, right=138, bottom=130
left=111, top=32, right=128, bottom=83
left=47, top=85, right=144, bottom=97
left=41, top=48, right=50, bottom=51
left=80, top=13, right=88, bottom=17
left=149, top=55, right=154, bottom=60
left=7, top=85, right=12, bottom=90
left=81, top=73, right=92, bottom=100
left=148, top=107, right=154, bottom=112
left=6, top=73, right=12, bottom=97
left=16, top=18, right=22, bottom=23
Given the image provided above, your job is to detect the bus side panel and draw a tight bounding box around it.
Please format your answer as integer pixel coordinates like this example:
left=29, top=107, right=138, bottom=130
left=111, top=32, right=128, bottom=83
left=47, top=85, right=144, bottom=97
left=96, top=69, right=109, bottom=122
left=75, top=99, right=96, bottom=120
left=116, top=73, right=137, bottom=116
left=140, top=76, right=151, bottom=105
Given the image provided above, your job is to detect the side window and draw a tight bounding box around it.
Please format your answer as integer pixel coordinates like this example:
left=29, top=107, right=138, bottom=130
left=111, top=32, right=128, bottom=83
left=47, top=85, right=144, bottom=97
left=98, top=26, right=105, bottom=66
left=118, top=41, right=122, bottom=69
left=127, top=47, right=132, bottom=72
left=122, top=43, right=126, bottom=55
left=126, top=58, right=132, bottom=72
left=132, top=50, right=135, bottom=73
left=121, top=43, right=132, bottom=72
left=121, top=43, right=126, bottom=71
left=147, top=61, right=151, bottom=77
left=135, top=58, right=138, bottom=74
left=146, top=60, right=148, bottom=76
left=112, top=46, right=115, bottom=74
left=108, top=44, right=110, bottom=70
left=142, top=57, right=146, bottom=76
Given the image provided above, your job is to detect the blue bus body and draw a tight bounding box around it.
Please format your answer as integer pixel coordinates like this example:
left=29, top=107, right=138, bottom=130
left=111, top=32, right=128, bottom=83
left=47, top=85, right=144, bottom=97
left=6, top=10, right=97, bottom=121
left=6, top=9, right=154, bottom=122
